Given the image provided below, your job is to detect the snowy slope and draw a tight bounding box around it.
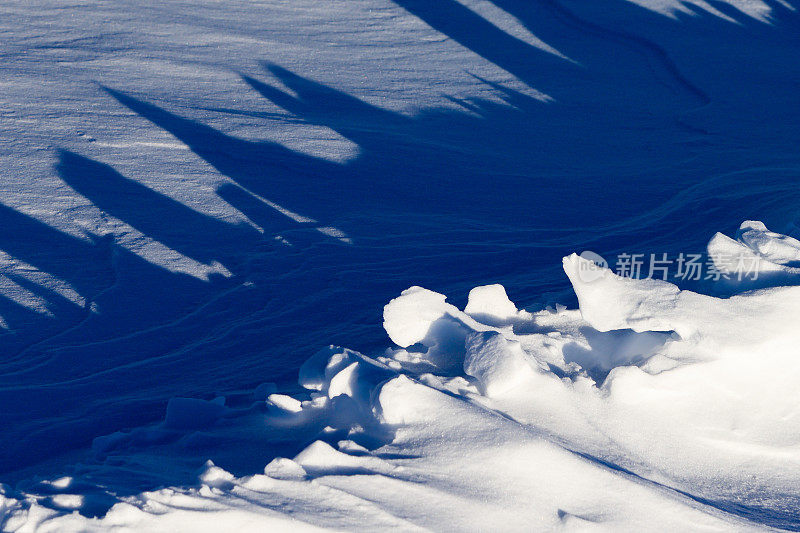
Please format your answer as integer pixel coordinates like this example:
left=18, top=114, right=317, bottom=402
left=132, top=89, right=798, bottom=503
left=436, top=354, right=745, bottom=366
left=1, top=0, right=800, bottom=530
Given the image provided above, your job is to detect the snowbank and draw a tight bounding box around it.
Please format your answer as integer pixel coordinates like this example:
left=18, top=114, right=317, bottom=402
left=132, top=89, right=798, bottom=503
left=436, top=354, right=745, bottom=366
left=3, top=220, right=799, bottom=531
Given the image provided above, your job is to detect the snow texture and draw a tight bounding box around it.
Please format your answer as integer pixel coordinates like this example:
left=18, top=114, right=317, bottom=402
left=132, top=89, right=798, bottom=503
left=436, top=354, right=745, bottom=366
left=2, top=0, right=800, bottom=530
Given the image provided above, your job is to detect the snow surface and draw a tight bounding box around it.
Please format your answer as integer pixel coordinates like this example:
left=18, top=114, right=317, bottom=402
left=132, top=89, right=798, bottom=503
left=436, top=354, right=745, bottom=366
left=2, top=0, right=800, bottom=530
left=5, top=222, right=800, bottom=531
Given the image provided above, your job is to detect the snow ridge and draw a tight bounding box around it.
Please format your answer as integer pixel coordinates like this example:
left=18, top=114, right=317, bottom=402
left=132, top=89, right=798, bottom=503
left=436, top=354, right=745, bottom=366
left=3, top=221, right=800, bottom=531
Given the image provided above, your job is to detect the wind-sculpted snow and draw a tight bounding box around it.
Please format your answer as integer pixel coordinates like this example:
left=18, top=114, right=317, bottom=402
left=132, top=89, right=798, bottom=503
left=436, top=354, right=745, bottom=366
left=2, top=0, right=800, bottom=479
left=2, top=0, right=800, bottom=530
left=3, top=222, right=799, bottom=531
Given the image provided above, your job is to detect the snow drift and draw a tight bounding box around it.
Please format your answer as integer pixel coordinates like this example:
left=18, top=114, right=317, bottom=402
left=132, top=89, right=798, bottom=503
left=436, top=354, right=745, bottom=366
left=3, top=220, right=799, bottom=531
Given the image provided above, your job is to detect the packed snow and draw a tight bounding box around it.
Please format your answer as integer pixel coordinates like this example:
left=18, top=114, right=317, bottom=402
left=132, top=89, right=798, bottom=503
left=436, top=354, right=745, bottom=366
left=2, top=0, right=800, bottom=530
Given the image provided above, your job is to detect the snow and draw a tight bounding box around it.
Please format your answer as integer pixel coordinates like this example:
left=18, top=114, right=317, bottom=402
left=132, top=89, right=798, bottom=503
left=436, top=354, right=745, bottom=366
left=624, top=0, right=777, bottom=21
left=2, top=0, right=800, bottom=530
left=4, top=222, right=800, bottom=530
left=464, top=283, right=519, bottom=322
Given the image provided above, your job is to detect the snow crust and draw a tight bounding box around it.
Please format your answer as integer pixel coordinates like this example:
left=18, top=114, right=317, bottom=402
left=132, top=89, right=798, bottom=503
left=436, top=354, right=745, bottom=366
left=3, top=221, right=799, bottom=531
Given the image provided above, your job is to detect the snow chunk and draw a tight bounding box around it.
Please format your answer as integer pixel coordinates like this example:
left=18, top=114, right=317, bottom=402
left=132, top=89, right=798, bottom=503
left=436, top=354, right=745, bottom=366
left=383, top=286, right=459, bottom=347
left=264, top=458, right=307, bottom=481
left=464, top=331, right=541, bottom=397
left=199, top=461, right=234, bottom=489
left=562, top=253, right=680, bottom=334
left=327, top=362, right=359, bottom=399
left=464, top=284, right=518, bottom=322
left=708, top=231, right=785, bottom=275
left=293, top=441, right=394, bottom=477
left=707, top=221, right=800, bottom=288
left=266, top=394, right=303, bottom=414
left=738, top=220, right=800, bottom=266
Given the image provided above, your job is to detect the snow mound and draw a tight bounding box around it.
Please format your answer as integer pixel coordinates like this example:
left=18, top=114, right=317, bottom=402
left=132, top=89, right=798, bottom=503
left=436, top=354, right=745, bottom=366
left=3, top=221, right=800, bottom=531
